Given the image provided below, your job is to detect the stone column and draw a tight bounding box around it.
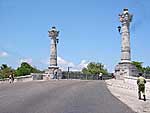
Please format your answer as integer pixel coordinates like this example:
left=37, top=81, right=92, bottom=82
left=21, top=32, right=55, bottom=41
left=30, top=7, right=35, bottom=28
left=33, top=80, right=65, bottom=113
left=120, top=8, right=132, bottom=63
left=49, top=26, right=59, bottom=66
left=45, top=26, right=60, bottom=79
left=114, top=9, right=138, bottom=79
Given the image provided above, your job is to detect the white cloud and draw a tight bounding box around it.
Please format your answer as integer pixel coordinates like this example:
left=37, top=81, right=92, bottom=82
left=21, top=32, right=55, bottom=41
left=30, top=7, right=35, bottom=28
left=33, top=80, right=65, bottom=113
left=78, top=60, right=89, bottom=69
left=58, top=56, right=89, bottom=71
left=20, top=58, right=32, bottom=64
left=70, top=60, right=89, bottom=71
left=0, top=51, right=8, bottom=57
left=40, top=56, right=89, bottom=71
left=58, top=56, right=75, bottom=67
left=58, top=56, right=75, bottom=71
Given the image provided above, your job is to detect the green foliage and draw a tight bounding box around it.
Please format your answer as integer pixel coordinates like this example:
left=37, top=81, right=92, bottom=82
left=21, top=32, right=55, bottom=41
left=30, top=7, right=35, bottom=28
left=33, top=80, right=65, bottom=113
left=0, top=64, right=15, bottom=79
left=0, top=62, right=42, bottom=78
left=132, top=61, right=150, bottom=78
left=82, top=62, right=108, bottom=75
left=132, top=61, right=144, bottom=72
left=1, top=64, right=8, bottom=70
left=144, top=66, right=150, bottom=74
left=15, top=62, right=42, bottom=76
left=143, top=66, right=150, bottom=78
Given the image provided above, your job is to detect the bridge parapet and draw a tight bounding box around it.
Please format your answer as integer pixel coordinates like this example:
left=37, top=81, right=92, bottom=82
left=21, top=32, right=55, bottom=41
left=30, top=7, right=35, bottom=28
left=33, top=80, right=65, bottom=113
left=0, top=75, right=33, bottom=83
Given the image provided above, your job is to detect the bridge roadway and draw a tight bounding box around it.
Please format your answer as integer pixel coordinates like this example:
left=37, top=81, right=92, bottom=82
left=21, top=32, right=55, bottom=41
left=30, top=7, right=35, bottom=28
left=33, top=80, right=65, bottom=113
left=0, top=80, right=135, bottom=113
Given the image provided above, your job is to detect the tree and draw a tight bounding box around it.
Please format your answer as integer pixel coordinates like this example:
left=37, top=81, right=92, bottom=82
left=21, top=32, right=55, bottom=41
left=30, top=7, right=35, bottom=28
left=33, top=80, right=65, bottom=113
left=132, top=61, right=150, bottom=78
left=132, top=61, right=144, bottom=73
left=82, top=62, right=108, bottom=75
left=15, top=62, right=42, bottom=76
left=144, top=66, right=150, bottom=74
left=143, top=66, right=150, bottom=78
left=0, top=64, right=15, bottom=79
left=1, top=64, right=8, bottom=70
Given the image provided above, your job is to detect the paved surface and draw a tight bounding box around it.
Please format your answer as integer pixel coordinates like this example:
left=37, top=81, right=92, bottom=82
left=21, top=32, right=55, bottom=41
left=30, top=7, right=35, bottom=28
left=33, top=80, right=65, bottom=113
left=0, top=80, right=135, bottom=113
left=106, top=79, right=150, bottom=113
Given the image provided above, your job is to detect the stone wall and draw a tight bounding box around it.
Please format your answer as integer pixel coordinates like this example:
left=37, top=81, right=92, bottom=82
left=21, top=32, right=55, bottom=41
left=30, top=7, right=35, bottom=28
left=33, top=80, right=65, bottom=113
left=0, top=75, right=33, bottom=83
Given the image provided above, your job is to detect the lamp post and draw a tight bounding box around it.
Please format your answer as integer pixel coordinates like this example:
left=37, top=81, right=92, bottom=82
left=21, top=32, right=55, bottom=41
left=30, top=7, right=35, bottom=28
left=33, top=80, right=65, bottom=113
left=117, top=26, right=121, bottom=34
left=67, top=67, right=72, bottom=79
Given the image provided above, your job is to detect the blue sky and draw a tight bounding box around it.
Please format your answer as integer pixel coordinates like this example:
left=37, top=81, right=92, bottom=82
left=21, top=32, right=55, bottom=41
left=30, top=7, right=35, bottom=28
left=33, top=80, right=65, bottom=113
left=0, top=0, right=150, bottom=72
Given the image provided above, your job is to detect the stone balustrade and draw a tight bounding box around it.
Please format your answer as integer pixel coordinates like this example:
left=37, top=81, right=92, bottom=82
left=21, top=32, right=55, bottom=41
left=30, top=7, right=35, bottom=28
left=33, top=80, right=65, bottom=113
left=106, top=77, right=150, bottom=94
left=0, top=75, right=33, bottom=83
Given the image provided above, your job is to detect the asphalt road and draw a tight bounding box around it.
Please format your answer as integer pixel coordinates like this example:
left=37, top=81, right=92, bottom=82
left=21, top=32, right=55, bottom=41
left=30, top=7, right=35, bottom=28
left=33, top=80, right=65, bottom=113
left=0, top=80, right=135, bottom=113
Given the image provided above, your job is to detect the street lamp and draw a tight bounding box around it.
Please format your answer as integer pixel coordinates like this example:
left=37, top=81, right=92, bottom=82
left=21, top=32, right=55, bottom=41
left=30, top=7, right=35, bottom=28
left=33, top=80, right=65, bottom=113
left=117, top=26, right=121, bottom=34
left=67, top=67, right=72, bottom=79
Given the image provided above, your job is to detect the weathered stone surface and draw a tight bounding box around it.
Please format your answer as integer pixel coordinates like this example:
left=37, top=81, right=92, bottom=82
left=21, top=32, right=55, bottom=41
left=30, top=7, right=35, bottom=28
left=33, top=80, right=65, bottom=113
left=45, top=27, right=61, bottom=79
left=49, top=27, right=59, bottom=67
left=115, top=62, right=138, bottom=79
left=114, top=9, right=138, bottom=78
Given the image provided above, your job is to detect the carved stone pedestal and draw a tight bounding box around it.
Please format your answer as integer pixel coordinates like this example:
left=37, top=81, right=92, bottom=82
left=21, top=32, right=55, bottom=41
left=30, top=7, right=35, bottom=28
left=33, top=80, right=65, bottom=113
left=45, top=66, right=62, bottom=79
left=115, top=62, right=138, bottom=79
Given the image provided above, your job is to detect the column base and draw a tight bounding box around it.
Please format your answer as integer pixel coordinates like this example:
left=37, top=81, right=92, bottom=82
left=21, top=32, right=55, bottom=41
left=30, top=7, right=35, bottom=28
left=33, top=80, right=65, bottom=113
left=114, top=62, right=139, bottom=80
left=45, top=66, right=62, bottom=79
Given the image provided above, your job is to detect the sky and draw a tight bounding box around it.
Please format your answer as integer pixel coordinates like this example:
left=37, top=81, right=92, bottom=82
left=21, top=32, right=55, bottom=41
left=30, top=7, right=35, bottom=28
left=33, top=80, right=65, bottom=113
left=0, top=0, right=150, bottom=72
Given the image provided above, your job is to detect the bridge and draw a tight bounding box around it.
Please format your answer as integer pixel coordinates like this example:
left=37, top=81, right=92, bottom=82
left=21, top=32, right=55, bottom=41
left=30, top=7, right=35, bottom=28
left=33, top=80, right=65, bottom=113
left=0, top=80, right=134, bottom=113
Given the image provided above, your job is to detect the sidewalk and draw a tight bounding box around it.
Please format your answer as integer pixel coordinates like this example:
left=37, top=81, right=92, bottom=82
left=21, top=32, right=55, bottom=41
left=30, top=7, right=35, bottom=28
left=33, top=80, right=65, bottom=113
left=105, top=79, right=150, bottom=113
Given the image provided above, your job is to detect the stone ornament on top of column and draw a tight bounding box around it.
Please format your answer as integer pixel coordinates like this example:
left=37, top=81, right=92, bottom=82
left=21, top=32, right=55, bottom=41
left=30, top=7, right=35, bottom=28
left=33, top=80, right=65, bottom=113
left=48, top=26, right=59, bottom=38
left=119, top=8, right=133, bottom=24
